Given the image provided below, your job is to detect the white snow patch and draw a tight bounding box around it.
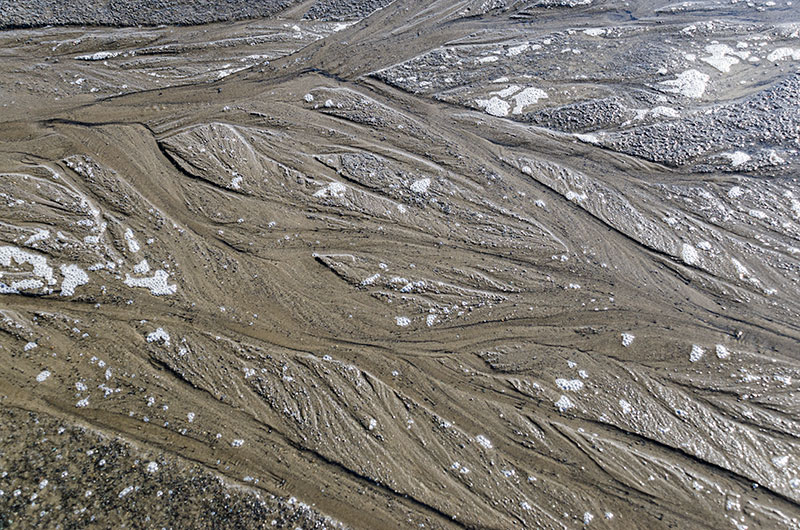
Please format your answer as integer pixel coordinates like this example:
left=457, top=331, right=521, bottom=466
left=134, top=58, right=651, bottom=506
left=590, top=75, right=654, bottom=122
left=700, top=44, right=741, bottom=73
left=0, top=246, right=56, bottom=286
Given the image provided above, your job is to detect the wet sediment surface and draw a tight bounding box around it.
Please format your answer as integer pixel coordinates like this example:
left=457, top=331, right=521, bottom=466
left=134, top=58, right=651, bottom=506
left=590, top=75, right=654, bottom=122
left=1, top=1, right=799, bottom=528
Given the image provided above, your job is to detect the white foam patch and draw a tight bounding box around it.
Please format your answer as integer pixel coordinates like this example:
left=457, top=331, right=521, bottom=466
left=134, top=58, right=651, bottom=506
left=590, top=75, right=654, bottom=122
left=721, top=151, right=751, bottom=166
left=0, top=246, right=56, bottom=287
left=475, top=435, right=493, bottom=449
left=146, top=327, right=171, bottom=346
left=24, top=229, right=50, bottom=246
left=681, top=243, right=699, bottom=266
left=133, top=259, right=150, bottom=274
left=766, top=48, right=800, bottom=62
left=410, top=178, right=431, bottom=193
left=621, top=333, right=635, bottom=347
left=690, top=344, right=705, bottom=363
left=124, top=228, right=140, bottom=253
left=60, top=264, right=89, bottom=296
left=475, top=96, right=510, bottom=117
left=555, top=378, right=584, bottom=391
left=511, top=87, right=548, bottom=114
left=124, top=270, right=177, bottom=296
left=76, top=51, right=121, bottom=61
left=658, top=69, right=709, bottom=98
left=700, top=44, right=741, bottom=73
left=555, top=395, right=575, bottom=411
left=313, top=181, right=347, bottom=199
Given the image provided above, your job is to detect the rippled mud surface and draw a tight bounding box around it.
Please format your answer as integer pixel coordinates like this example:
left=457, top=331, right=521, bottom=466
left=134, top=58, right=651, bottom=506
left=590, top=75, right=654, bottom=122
left=1, top=1, right=800, bottom=528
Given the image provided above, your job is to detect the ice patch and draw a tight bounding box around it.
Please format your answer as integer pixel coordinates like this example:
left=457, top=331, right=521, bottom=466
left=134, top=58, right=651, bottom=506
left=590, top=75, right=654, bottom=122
left=124, top=270, right=177, bottom=296
left=658, top=69, right=709, bottom=98
left=60, top=264, right=88, bottom=296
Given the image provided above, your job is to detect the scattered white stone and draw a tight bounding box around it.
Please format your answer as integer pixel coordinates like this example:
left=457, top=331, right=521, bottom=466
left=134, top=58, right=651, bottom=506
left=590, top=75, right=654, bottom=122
left=690, top=344, right=705, bottom=363
left=133, top=260, right=150, bottom=274
left=187, top=412, right=195, bottom=423
left=303, top=93, right=314, bottom=103
left=24, top=342, right=37, bottom=351
left=715, top=344, right=730, bottom=359
left=36, top=370, right=51, bottom=382
left=511, top=87, right=548, bottom=114
left=118, top=485, right=135, bottom=498
left=395, top=316, right=411, bottom=327
left=621, top=333, right=635, bottom=347
left=76, top=397, right=89, bottom=408
left=619, top=399, right=632, bottom=414
left=231, top=439, right=244, bottom=447
left=584, top=512, right=594, bottom=525
left=146, top=462, right=159, bottom=473
left=24, top=229, right=50, bottom=246
left=772, top=455, right=789, bottom=469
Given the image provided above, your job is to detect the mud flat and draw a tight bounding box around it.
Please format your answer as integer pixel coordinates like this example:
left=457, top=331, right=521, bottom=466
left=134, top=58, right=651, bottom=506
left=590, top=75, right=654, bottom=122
left=1, top=1, right=799, bottom=528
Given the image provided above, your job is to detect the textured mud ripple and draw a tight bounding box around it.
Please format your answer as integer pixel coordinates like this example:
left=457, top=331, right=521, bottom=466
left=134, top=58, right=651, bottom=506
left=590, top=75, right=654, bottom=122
left=1, top=1, right=799, bottom=529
